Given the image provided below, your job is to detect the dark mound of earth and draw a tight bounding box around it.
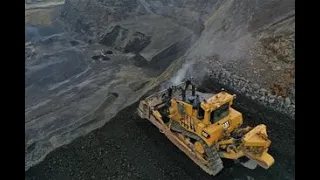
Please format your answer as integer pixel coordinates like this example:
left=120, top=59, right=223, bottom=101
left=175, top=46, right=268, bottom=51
left=25, top=79, right=294, bottom=180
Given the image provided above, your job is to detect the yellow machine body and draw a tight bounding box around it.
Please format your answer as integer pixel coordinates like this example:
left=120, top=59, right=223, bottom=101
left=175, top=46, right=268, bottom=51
left=137, top=80, right=274, bottom=175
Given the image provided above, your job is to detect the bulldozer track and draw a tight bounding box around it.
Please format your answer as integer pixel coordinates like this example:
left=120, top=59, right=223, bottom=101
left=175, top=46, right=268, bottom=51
left=170, top=120, right=224, bottom=176
left=199, top=140, right=224, bottom=176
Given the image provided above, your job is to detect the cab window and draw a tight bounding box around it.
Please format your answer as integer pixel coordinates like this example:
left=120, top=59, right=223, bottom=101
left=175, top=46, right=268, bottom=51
left=197, top=106, right=205, bottom=120
left=210, top=103, right=229, bottom=124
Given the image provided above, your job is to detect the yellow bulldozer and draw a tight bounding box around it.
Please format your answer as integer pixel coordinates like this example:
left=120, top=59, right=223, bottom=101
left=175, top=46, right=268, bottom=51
left=137, top=79, right=274, bottom=176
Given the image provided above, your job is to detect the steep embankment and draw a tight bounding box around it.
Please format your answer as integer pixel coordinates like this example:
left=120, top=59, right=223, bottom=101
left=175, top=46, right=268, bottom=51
left=25, top=0, right=216, bottom=171
left=168, top=0, right=295, bottom=118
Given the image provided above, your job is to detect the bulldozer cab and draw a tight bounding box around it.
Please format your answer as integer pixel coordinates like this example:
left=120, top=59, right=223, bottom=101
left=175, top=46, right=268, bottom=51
left=209, top=103, right=230, bottom=124
left=198, top=102, right=231, bottom=126
left=198, top=91, right=234, bottom=125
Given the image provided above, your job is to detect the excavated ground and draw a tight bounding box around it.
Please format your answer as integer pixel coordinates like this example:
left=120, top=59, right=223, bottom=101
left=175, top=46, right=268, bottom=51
left=25, top=79, right=295, bottom=180
left=25, top=0, right=295, bottom=173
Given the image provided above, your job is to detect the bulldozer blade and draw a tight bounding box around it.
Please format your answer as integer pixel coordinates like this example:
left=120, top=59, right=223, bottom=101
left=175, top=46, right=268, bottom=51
left=241, top=124, right=275, bottom=169
left=244, top=151, right=274, bottom=169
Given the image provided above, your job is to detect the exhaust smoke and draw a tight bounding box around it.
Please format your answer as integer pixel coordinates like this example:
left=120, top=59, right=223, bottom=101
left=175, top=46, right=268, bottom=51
left=169, top=59, right=195, bottom=85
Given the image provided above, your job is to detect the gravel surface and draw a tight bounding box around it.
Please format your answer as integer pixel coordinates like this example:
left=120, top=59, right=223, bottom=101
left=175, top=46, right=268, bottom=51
left=25, top=80, right=295, bottom=180
left=207, top=69, right=295, bottom=119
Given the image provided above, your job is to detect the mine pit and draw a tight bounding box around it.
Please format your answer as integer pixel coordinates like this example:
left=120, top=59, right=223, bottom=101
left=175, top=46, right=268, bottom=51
left=25, top=0, right=295, bottom=179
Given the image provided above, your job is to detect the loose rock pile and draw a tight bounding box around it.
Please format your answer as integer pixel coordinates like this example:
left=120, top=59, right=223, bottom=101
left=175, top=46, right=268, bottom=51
left=209, top=68, right=295, bottom=119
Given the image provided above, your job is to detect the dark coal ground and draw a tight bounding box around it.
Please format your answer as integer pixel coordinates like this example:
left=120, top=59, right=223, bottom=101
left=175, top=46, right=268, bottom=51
left=25, top=79, right=295, bottom=180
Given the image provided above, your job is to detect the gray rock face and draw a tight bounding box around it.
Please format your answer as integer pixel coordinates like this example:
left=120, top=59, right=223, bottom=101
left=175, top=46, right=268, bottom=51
left=25, top=33, right=156, bottom=170
left=25, top=0, right=214, bottom=171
